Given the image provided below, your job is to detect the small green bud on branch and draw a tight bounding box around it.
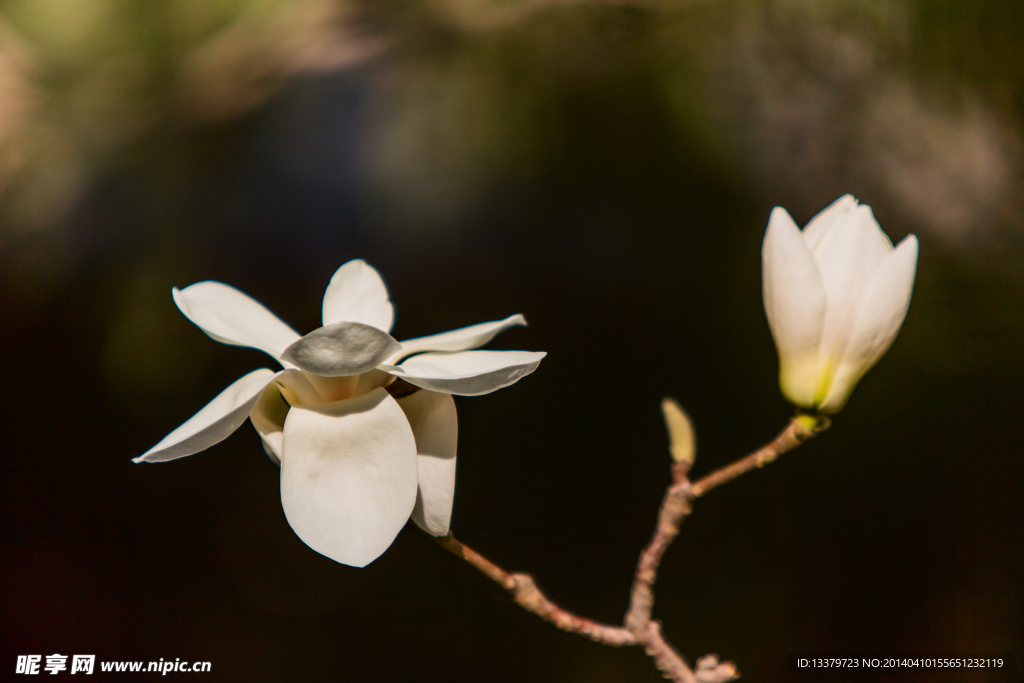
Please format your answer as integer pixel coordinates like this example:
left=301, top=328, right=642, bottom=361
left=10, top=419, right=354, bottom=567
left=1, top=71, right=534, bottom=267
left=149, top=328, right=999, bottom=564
left=662, top=398, right=696, bottom=464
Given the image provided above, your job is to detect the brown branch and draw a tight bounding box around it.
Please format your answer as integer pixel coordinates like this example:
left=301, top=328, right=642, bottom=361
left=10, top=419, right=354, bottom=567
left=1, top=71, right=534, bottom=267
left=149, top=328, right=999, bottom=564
left=689, top=415, right=826, bottom=499
left=435, top=534, right=637, bottom=646
left=693, top=654, right=742, bottom=683
left=623, top=415, right=824, bottom=634
left=640, top=620, right=699, bottom=683
left=436, top=532, right=516, bottom=591
left=623, top=460, right=693, bottom=633
left=436, top=413, right=827, bottom=682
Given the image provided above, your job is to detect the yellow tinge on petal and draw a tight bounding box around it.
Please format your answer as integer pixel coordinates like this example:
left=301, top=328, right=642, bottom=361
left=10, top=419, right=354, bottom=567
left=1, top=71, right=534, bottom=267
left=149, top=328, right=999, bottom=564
left=777, top=353, right=823, bottom=409
left=305, top=374, right=359, bottom=403
left=813, top=358, right=834, bottom=408
left=764, top=196, right=918, bottom=413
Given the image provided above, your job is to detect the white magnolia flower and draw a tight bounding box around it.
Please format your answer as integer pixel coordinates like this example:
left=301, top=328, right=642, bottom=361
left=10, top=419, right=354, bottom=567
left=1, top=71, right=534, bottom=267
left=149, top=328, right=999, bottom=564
left=762, top=195, right=919, bottom=413
left=136, top=260, right=545, bottom=567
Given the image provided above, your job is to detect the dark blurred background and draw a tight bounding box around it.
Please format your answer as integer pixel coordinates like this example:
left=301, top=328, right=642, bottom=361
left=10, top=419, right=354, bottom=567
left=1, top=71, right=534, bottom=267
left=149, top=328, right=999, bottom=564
left=1, top=0, right=1022, bottom=681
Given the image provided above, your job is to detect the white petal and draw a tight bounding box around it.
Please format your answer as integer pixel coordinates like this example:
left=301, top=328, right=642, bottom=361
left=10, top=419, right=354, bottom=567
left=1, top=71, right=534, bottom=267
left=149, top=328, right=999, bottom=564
left=173, top=282, right=300, bottom=363
left=392, top=314, right=528, bottom=362
left=819, top=235, right=919, bottom=412
left=397, top=390, right=458, bottom=537
left=259, top=435, right=283, bottom=466
left=280, top=388, right=418, bottom=567
left=280, top=322, right=403, bottom=377
left=322, top=260, right=395, bottom=333
left=801, top=194, right=857, bottom=251
left=762, top=207, right=828, bottom=407
left=272, top=369, right=325, bottom=407
left=135, top=369, right=276, bottom=463
left=813, top=205, right=895, bottom=364
left=249, top=369, right=325, bottom=465
left=305, top=374, right=360, bottom=403
left=381, top=349, right=546, bottom=396
left=251, top=385, right=287, bottom=466
left=353, top=369, right=395, bottom=397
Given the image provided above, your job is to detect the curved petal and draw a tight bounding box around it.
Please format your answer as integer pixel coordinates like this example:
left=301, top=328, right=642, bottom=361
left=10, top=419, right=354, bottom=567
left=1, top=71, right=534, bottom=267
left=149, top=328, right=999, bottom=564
left=272, top=369, right=325, bottom=407
left=801, top=194, right=857, bottom=251
left=251, top=383, right=287, bottom=466
left=381, top=349, right=546, bottom=396
left=173, top=282, right=300, bottom=363
left=249, top=369, right=325, bottom=465
left=397, top=390, right=458, bottom=537
left=280, top=322, right=403, bottom=377
left=813, top=206, right=894, bottom=359
left=305, top=374, right=360, bottom=403
left=259, top=436, right=283, bottom=466
left=819, top=235, right=919, bottom=412
left=322, top=260, right=395, bottom=333
left=135, top=368, right=276, bottom=463
left=391, top=314, right=528, bottom=363
left=762, top=207, right=828, bottom=407
left=280, top=388, right=418, bottom=567
left=353, top=369, right=395, bottom=397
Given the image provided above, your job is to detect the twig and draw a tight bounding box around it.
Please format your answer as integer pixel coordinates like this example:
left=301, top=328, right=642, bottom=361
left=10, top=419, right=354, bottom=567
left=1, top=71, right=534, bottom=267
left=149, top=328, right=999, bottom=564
left=436, top=412, right=827, bottom=681
left=689, top=415, right=827, bottom=498
left=624, top=415, right=824, bottom=633
left=435, top=534, right=636, bottom=646
left=640, top=620, right=698, bottom=683
left=623, top=459, right=693, bottom=634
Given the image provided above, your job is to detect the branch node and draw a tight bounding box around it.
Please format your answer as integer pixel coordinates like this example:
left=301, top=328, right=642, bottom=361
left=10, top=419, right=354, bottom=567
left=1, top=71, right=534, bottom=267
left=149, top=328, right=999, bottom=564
left=694, top=654, right=740, bottom=682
